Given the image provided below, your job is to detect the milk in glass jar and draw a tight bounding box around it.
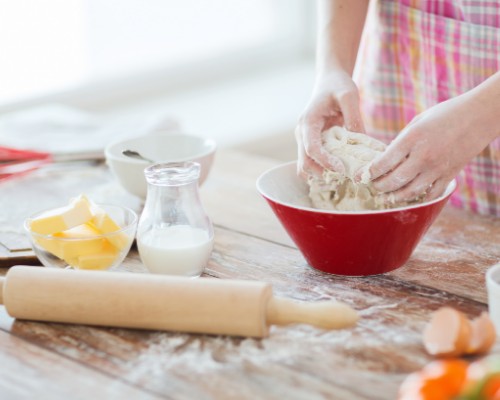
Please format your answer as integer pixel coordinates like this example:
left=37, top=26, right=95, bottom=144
left=137, top=162, right=214, bottom=277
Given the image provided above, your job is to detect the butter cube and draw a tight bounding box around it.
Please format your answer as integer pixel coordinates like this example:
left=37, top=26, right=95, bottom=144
left=36, top=223, right=106, bottom=260
left=76, top=242, right=120, bottom=270
left=31, top=194, right=131, bottom=269
left=65, top=257, right=80, bottom=269
left=30, top=196, right=93, bottom=235
left=89, top=208, right=129, bottom=250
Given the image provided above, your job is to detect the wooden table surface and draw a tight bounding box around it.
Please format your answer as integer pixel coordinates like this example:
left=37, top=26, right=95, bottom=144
left=0, top=149, right=499, bottom=400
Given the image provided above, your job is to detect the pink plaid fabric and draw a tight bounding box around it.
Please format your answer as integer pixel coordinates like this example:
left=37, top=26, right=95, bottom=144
left=355, top=0, right=500, bottom=216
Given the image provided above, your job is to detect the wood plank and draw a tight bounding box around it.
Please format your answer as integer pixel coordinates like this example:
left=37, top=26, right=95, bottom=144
left=0, top=149, right=497, bottom=399
left=390, top=206, right=500, bottom=304
left=0, top=226, right=493, bottom=400
left=0, top=328, right=160, bottom=400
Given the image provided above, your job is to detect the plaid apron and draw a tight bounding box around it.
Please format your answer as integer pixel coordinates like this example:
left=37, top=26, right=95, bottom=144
left=355, top=0, right=500, bottom=216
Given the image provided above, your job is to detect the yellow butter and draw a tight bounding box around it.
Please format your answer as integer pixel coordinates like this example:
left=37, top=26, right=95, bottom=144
left=30, top=195, right=93, bottom=235
left=32, top=194, right=131, bottom=269
left=37, top=223, right=106, bottom=260
left=65, top=257, right=81, bottom=269
left=88, top=208, right=129, bottom=250
left=76, top=243, right=120, bottom=270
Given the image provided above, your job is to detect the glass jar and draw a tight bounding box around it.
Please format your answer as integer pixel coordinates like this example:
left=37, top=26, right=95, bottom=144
left=137, top=161, right=214, bottom=277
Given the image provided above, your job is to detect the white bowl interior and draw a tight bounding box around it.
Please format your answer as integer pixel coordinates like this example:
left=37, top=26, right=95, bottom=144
left=105, top=133, right=216, bottom=198
left=106, top=134, right=216, bottom=163
left=257, top=162, right=312, bottom=208
left=257, top=161, right=457, bottom=214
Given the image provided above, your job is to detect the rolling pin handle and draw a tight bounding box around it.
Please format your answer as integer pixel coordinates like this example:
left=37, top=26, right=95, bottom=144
left=266, top=296, right=358, bottom=330
left=0, top=276, right=5, bottom=305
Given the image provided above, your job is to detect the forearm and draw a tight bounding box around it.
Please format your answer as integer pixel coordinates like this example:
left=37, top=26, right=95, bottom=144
left=464, top=71, right=500, bottom=142
left=316, top=0, right=370, bottom=77
left=369, top=70, right=500, bottom=202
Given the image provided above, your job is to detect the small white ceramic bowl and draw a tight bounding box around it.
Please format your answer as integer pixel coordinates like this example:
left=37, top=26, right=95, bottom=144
left=486, top=263, right=500, bottom=333
left=105, top=133, right=216, bottom=199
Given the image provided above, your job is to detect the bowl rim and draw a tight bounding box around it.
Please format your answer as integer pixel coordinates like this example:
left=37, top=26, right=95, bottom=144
left=104, top=133, right=217, bottom=164
left=256, top=161, right=457, bottom=215
left=24, top=203, right=138, bottom=240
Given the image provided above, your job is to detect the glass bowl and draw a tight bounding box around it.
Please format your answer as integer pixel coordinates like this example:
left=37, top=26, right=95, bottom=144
left=24, top=204, right=138, bottom=270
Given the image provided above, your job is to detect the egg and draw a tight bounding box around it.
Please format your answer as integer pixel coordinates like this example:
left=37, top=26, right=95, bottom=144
left=423, top=307, right=471, bottom=357
left=466, top=312, right=496, bottom=355
left=423, top=307, right=496, bottom=358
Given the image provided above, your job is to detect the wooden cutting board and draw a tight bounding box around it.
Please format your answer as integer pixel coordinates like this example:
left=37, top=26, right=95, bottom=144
left=0, top=162, right=142, bottom=267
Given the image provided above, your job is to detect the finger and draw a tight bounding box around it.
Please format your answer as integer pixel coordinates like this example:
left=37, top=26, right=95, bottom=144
left=369, top=144, right=410, bottom=181
left=424, top=179, right=448, bottom=201
left=353, top=164, right=372, bottom=184
left=295, top=126, right=308, bottom=178
left=299, top=115, right=325, bottom=160
left=296, top=150, right=307, bottom=179
left=296, top=128, right=323, bottom=179
left=372, top=158, right=419, bottom=193
left=318, top=147, right=346, bottom=174
left=382, top=173, right=436, bottom=204
left=301, top=119, right=345, bottom=174
left=339, top=91, right=365, bottom=134
left=296, top=127, right=323, bottom=179
left=302, top=154, right=324, bottom=178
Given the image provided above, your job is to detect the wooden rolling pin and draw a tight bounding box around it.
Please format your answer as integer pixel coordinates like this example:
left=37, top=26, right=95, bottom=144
left=0, top=266, right=358, bottom=337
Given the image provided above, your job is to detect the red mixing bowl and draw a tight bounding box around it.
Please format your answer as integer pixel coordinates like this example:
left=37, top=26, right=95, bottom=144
left=256, top=162, right=456, bottom=276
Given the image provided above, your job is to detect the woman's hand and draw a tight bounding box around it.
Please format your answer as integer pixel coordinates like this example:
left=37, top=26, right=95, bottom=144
left=296, top=0, right=369, bottom=179
left=369, top=92, right=498, bottom=203
left=296, top=71, right=365, bottom=179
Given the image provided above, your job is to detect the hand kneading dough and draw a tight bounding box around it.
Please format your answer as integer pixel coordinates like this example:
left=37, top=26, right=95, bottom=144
left=307, top=127, right=422, bottom=211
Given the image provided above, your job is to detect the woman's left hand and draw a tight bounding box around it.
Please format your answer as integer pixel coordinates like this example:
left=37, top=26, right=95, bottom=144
left=367, top=92, right=498, bottom=203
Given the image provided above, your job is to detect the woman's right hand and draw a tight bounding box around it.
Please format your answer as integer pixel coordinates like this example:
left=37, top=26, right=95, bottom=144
left=295, top=70, right=365, bottom=179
